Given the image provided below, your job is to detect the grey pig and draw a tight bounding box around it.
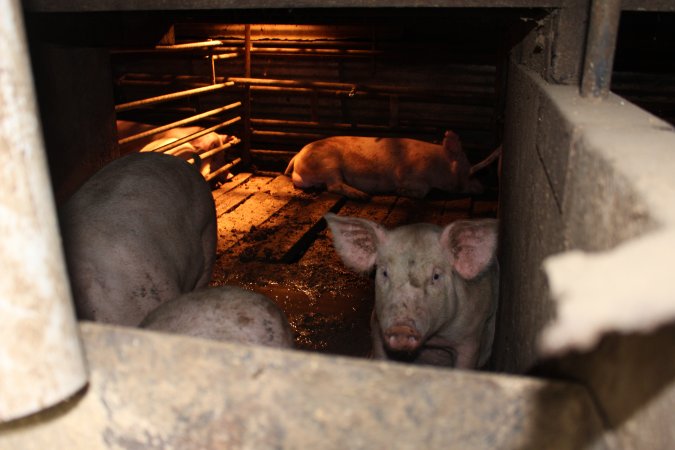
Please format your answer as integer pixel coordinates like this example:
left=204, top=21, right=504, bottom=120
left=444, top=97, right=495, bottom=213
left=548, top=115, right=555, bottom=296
left=141, top=286, right=294, bottom=349
left=324, top=213, right=498, bottom=368
left=60, top=152, right=217, bottom=326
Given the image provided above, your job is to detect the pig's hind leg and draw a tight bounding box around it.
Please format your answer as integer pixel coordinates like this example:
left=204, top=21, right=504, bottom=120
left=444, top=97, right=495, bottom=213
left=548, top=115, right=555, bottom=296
left=325, top=173, right=371, bottom=201
left=395, top=170, right=430, bottom=198
left=326, top=181, right=371, bottom=201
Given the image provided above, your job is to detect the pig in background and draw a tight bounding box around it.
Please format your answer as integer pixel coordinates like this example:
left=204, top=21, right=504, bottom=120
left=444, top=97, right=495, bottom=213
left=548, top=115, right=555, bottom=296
left=59, top=152, right=217, bottom=326
left=325, top=213, right=498, bottom=369
left=140, top=286, right=295, bottom=349
left=117, top=120, right=230, bottom=182
left=285, top=131, right=491, bottom=201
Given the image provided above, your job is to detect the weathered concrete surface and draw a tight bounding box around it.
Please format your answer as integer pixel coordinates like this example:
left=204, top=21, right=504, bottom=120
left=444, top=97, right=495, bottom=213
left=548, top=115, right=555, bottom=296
left=496, top=61, right=675, bottom=448
left=494, top=62, right=673, bottom=372
left=492, top=61, right=568, bottom=372
left=0, top=322, right=608, bottom=450
left=0, top=0, right=87, bottom=422
left=513, top=0, right=589, bottom=85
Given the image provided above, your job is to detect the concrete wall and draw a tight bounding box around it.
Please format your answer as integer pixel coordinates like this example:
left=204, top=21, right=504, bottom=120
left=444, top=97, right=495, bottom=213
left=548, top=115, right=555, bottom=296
left=0, top=323, right=609, bottom=450
left=495, top=61, right=675, bottom=448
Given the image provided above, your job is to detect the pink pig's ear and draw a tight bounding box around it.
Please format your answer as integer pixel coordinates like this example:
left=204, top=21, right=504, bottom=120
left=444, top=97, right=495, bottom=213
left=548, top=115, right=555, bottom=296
left=440, top=219, right=498, bottom=280
left=324, top=213, right=386, bottom=273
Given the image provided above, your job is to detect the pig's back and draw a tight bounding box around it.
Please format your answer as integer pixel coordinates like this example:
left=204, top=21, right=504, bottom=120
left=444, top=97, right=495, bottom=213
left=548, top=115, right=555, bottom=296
left=60, top=153, right=216, bottom=325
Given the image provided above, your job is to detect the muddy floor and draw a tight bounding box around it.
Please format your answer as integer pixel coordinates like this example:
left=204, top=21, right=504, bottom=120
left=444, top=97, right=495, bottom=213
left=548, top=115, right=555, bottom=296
left=209, top=172, right=498, bottom=358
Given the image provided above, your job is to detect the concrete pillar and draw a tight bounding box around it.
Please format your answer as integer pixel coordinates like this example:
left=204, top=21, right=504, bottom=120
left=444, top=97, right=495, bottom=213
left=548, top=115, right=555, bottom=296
left=0, top=0, right=88, bottom=422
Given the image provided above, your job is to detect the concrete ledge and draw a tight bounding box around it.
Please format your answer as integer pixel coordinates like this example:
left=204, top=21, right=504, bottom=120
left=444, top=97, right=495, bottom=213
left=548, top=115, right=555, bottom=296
left=0, top=322, right=607, bottom=449
left=497, top=62, right=675, bottom=449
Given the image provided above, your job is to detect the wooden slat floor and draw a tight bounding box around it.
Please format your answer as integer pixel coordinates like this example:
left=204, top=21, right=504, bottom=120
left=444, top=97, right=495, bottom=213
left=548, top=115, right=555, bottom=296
left=210, top=173, right=498, bottom=358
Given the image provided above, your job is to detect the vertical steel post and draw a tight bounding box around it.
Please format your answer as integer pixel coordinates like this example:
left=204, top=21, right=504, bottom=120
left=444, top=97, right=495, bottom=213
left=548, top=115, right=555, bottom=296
left=210, top=54, right=217, bottom=85
left=242, top=24, right=253, bottom=165
left=0, top=0, right=88, bottom=421
left=580, top=0, right=622, bottom=98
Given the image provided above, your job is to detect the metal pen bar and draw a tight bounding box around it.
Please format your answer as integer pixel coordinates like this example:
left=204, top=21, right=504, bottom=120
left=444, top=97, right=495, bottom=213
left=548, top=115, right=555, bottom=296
left=580, top=0, right=622, bottom=98
left=251, top=47, right=378, bottom=57
left=118, top=102, right=242, bottom=145
left=159, top=117, right=242, bottom=155
left=155, top=40, right=224, bottom=50
left=115, top=82, right=234, bottom=112
left=229, top=76, right=494, bottom=96
left=199, top=137, right=241, bottom=160
left=212, top=52, right=240, bottom=60
left=205, top=157, right=242, bottom=182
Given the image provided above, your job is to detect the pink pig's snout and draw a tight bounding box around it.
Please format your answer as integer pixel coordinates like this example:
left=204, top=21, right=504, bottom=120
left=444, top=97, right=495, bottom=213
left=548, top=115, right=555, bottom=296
left=384, top=323, right=422, bottom=353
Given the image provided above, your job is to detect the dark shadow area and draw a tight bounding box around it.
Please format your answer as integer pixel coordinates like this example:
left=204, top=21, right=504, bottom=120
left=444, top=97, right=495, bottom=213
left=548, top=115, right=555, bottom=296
left=530, top=321, right=675, bottom=446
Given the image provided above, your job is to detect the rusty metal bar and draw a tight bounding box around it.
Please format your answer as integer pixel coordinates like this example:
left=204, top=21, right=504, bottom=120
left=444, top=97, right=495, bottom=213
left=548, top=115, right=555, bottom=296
left=205, top=157, right=242, bottom=182
left=212, top=52, right=240, bottom=60
left=251, top=118, right=391, bottom=133
left=580, top=0, right=622, bottom=98
left=241, top=24, right=253, bottom=166
left=115, top=82, right=234, bottom=112
left=231, top=76, right=355, bottom=91
left=252, top=129, right=325, bottom=142
left=117, top=76, right=228, bottom=87
left=229, top=76, right=494, bottom=97
left=155, top=40, right=224, bottom=50
left=118, top=102, right=242, bottom=145
left=210, top=55, right=216, bottom=85
left=251, top=47, right=377, bottom=57
left=157, top=117, right=242, bottom=155
left=199, top=137, right=241, bottom=160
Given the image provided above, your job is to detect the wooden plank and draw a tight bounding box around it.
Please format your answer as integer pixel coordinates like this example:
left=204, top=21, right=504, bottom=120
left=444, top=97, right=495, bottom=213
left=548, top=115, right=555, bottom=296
left=300, top=195, right=397, bottom=266
left=211, top=172, right=252, bottom=204
left=235, top=192, right=345, bottom=264
left=339, top=195, right=399, bottom=223
left=215, top=175, right=297, bottom=255
left=383, top=196, right=475, bottom=228
left=214, top=174, right=274, bottom=218
left=382, top=197, right=442, bottom=228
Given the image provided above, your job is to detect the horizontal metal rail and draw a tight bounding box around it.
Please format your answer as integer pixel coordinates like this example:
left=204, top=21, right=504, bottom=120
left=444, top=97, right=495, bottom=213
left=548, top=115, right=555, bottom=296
left=199, top=137, right=241, bottom=161
left=228, top=76, right=494, bottom=97
left=251, top=47, right=378, bottom=57
left=252, top=129, right=324, bottom=142
left=118, top=102, right=242, bottom=145
left=205, top=157, right=242, bottom=182
left=116, top=75, right=228, bottom=87
left=155, top=40, right=224, bottom=50
left=212, top=52, right=240, bottom=60
left=251, top=118, right=392, bottom=133
left=152, top=117, right=241, bottom=155
left=115, top=82, right=234, bottom=112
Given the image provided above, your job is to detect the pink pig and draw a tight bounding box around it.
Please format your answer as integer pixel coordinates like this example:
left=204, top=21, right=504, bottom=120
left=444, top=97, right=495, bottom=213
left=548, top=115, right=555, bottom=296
left=325, top=213, right=499, bottom=369
left=285, top=131, right=483, bottom=200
